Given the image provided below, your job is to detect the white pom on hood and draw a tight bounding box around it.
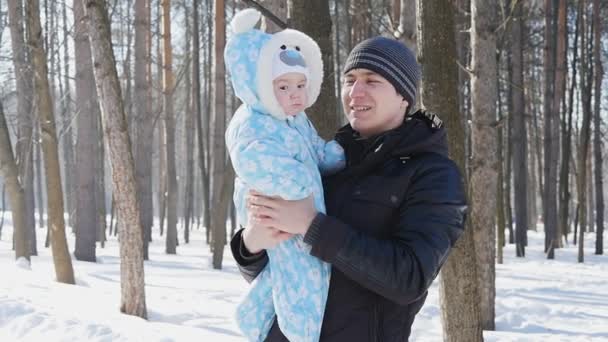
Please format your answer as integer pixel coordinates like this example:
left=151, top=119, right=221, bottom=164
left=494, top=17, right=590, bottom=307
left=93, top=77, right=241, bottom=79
left=231, top=8, right=262, bottom=34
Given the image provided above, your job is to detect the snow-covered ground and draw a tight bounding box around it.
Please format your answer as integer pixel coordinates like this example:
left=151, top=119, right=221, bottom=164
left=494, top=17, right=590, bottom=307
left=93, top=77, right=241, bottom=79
left=0, top=213, right=607, bottom=342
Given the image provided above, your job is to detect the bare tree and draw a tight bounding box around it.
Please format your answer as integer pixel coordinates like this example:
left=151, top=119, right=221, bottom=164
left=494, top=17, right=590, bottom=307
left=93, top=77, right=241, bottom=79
left=182, top=0, right=194, bottom=244
left=82, top=0, right=147, bottom=317
left=259, top=0, right=287, bottom=33
left=417, top=1, right=483, bottom=341
left=26, top=0, right=75, bottom=284
left=543, top=0, right=559, bottom=259
left=511, top=0, right=528, bottom=257
left=289, top=0, right=338, bottom=138
left=134, top=0, right=153, bottom=259
left=397, top=0, right=416, bottom=52
left=470, top=0, right=498, bottom=330
left=61, top=0, right=76, bottom=231
left=7, top=0, right=37, bottom=257
left=161, top=0, right=178, bottom=254
left=73, top=0, right=101, bottom=262
left=577, top=0, right=592, bottom=263
left=592, top=0, right=604, bottom=256
left=210, top=0, right=228, bottom=268
left=0, top=102, right=29, bottom=261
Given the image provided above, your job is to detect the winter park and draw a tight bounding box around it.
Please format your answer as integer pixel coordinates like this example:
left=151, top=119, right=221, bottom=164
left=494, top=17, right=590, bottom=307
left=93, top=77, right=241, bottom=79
left=2, top=0, right=608, bottom=341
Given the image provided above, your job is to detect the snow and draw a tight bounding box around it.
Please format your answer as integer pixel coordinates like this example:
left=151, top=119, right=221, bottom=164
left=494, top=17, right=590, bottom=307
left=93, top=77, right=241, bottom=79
left=1, top=213, right=607, bottom=342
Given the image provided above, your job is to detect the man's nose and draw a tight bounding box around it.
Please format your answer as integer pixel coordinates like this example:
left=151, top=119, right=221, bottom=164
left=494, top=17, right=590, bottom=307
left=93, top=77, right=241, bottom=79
left=349, top=80, right=365, bottom=97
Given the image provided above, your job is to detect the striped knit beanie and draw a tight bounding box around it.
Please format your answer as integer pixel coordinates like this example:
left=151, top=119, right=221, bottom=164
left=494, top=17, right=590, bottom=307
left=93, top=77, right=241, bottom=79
left=343, top=36, right=420, bottom=111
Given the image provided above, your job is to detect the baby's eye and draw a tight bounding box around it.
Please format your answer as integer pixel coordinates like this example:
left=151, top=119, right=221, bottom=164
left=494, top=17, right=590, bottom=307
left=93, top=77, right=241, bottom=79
left=279, top=85, right=288, bottom=91
left=295, top=46, right=301, bottom=51
left=297, top=84, right=306, bottom=89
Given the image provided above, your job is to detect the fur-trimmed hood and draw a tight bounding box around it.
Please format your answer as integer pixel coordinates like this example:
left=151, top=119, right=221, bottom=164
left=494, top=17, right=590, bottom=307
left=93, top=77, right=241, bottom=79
left=224, top=9, right=323, bottom=120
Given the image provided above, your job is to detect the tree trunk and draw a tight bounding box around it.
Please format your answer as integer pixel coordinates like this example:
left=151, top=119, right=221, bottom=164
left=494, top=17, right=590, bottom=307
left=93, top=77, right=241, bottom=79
left=496, top=51, right=505, bottom=265
left=83, top=0, right=147, bottom=318
left=470, top=0, right=498, bottom=330
left=289, top=0, right=337, bottom=139
left=560, top=0, right=577, bottom=249
left=258, top=0, right=286, bottom=33
left=577, top=0, right=591, bottom=263
left=61, top=0, right=76, bottom=232
left=183, top=2, right=193, bottom=244
left=0, top=102, right=29, bottom=261
left=349, top=0, right=372, bottom=46
left=417, top=1, right=483, bottom=341
left=35, top=130, right=45, bottom=238
left=211, top=0, right=227, bottom=268
left=543, top=0, right=559, bottom=259
left=26, top=0, right=75, bottom=284
left=553, top=0, right=567, bottom=248
left=161, top=0, right=178, bottom=255
left=134, top=0, right=153, bottom=260
left=592, top=0, right=604, bottom=255
left=397, top=0, right=417, bottom=52
left=73, top=0, right=100, bottom=262
left=7, top=0, right=37, bottom=257
left=192, top=0, right=210, bottom=242
left=511, top=0, right=528, bottom=257
left=96, top=119, right=108, bottom=248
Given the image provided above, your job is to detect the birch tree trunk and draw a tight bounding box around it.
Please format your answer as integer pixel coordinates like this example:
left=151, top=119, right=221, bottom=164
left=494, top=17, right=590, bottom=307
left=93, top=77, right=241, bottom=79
left=73, top=0, right=100, bottom=262
left=82, top=0, right=147, bottom=317
left=417, top=1, right=483, bottom=340
left=0, top=102, right=29, bottom=261
left=26, top=0, right=75, bottom=284
left=470, top=0, right=498, bottom=330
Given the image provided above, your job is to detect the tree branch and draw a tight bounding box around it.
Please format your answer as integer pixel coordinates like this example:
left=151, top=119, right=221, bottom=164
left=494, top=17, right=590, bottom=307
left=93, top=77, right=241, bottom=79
left=240, top=0, right=287, bottom=30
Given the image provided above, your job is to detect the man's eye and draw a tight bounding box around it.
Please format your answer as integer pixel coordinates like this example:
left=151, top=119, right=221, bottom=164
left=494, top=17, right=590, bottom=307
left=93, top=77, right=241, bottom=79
left=343, top=79, right=354, bottom=85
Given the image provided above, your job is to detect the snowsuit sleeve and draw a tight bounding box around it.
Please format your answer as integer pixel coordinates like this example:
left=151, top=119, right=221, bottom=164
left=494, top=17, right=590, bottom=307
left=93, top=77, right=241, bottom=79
left=229, top=115, right=316, bottom=201
left=303, top=116, right=345, bottom=176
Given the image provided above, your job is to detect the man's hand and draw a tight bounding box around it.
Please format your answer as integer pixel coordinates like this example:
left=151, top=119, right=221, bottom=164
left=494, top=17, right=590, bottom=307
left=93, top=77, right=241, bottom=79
left=248, top=191, right=317, bottom=236
left=243, top=213, right=293, bottom=254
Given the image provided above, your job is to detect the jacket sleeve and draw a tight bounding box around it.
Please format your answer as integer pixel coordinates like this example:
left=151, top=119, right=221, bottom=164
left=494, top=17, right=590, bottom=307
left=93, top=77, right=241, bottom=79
left=304, top=159, right=467, bottom=305
left=229, top=118, right=316, bottom=200
left=305, top=117, right=346, bottom=175
left=230, top=228, right=269, bottom=283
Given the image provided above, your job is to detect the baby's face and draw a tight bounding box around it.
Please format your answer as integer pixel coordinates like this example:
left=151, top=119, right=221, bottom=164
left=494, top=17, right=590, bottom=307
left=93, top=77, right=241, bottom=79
left=272, top=72, right=308, bottom=116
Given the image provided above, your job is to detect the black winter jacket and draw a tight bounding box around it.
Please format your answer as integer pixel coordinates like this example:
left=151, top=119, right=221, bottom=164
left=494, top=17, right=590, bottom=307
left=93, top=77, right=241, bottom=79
left=230, top=110, right=467, bottom=341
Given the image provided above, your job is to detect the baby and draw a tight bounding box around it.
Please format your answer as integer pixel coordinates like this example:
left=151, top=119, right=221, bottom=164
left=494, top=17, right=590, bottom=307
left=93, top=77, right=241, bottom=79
left=224, top=9, right=345, bottom=342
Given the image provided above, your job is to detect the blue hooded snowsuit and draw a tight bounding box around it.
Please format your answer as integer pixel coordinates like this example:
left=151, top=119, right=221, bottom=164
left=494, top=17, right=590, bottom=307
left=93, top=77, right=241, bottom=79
left=224, top=9, right=345, bottom=342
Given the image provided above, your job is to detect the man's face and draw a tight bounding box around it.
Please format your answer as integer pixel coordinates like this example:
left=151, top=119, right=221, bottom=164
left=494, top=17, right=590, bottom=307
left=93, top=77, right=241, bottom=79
left=341, top=69, right=408, bottom=137
left=273, top=72, right=308, bottom=116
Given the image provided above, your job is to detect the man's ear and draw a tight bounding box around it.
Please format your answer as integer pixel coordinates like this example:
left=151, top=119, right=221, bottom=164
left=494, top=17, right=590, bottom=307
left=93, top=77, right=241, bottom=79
left=401, top=97, right=409, bottom=109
